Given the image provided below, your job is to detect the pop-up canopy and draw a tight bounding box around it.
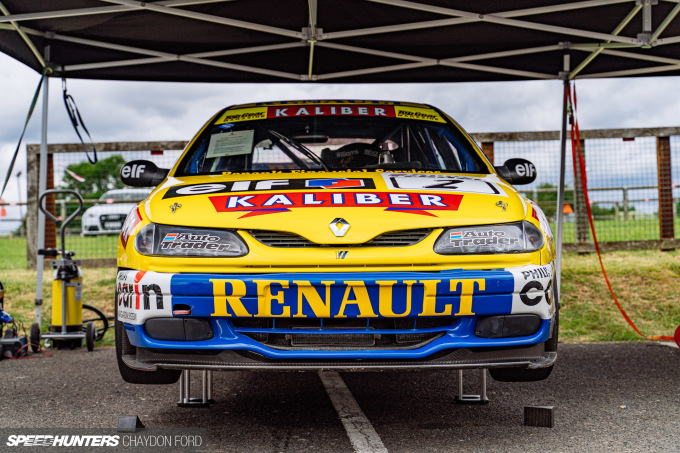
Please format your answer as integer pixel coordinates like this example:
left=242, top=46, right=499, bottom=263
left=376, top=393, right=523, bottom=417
left=1, top=0, right=680, bottom=83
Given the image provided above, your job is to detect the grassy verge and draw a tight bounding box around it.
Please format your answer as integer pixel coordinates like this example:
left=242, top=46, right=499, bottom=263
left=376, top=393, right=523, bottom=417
left=560, top=249, right=680, bottom=342
left=0, top=250, right=678, bottom=345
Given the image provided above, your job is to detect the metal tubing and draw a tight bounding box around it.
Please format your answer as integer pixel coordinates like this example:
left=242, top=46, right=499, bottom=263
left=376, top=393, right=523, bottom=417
left=555, top=56, right=570, bottom=306
left=34, top=49, right=49, bottom=326
left=207, top=370, right=213, bottom=400
left=179, top=371, right=185, bottom=404
left=201, top=371, right=208, bottom=404
left=458, top=369, right=464, bottom=398
left=479, top=369, right=487, bottom=401
left=184, top=370, right=190, bottom=404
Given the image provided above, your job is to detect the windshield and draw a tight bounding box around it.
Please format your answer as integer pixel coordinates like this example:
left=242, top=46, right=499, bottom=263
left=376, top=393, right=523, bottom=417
left=176, top=106, right=488, bottom=175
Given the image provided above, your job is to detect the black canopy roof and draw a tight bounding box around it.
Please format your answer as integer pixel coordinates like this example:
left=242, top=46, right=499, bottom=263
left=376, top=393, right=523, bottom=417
left=1, top=1, right=680, bottom=83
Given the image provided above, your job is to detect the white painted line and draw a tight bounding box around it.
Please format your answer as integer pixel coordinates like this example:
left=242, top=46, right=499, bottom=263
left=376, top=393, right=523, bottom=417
left=319, top=371, right=389, bottom=453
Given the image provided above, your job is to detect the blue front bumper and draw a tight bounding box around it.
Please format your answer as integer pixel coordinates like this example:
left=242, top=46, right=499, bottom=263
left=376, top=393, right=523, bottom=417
left=119, top=267, right=555, bottom=360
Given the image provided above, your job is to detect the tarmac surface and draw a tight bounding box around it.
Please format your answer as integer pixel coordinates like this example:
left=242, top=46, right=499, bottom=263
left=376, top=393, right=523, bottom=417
left=0, top=342, right=678, bottom=453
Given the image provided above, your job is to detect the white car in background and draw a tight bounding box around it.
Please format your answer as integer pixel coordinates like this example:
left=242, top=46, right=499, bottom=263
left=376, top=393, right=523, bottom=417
left=81, top=189, right=151, bottom=235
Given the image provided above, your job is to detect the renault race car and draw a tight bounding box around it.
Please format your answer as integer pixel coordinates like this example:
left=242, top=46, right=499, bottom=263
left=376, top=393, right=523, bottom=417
left=115, top=100, right=557, bottom=385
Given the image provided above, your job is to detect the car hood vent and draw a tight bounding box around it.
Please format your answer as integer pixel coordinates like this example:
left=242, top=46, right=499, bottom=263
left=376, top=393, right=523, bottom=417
left=249, top=228, right=432, bottom=248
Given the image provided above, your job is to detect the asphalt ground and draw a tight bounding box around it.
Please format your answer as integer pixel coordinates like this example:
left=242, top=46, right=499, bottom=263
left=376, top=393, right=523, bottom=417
left=0, top=342, right=678, bottom=453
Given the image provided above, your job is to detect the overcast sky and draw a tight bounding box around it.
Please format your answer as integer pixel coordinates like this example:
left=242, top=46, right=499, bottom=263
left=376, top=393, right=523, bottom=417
left=2, top=50, right=680, bottom=207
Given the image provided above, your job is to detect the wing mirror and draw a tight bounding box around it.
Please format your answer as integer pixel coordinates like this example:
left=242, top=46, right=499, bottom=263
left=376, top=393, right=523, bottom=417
left=120, top=160, right=169, bottom=187
left=495, top=158, right=537, bottom=185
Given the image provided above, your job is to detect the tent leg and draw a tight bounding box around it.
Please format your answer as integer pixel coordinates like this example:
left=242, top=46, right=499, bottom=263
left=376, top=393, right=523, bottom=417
left=34, top=50, right=50, bottom=326
left=555, top=56, right=570, bottom=308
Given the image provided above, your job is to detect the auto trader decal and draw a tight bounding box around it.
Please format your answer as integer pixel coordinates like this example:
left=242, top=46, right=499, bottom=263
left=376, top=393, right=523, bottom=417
left=163, top=178, right=375, bottom=199
left=382, top=173, right=507, bottom=196
left=208, top=191, right=464, bottom=218
left=216, top=105, right=446, bottom=124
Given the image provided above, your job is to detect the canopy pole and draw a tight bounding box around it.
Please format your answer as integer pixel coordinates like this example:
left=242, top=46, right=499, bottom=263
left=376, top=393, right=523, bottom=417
left=34, top=45, right=50, bottom=326
left=555, top=52, right=570, bottom=306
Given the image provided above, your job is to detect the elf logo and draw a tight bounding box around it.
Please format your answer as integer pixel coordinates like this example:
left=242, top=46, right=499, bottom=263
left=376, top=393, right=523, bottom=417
left=515, top=162, right=536, bottom=178
left=336, top=251, right=349, bottom=259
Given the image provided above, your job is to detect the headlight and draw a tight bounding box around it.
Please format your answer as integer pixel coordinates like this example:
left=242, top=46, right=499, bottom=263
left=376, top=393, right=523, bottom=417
left=434, top=221, right=544, bottom=255
left=135, top=223, right=248, bottom=257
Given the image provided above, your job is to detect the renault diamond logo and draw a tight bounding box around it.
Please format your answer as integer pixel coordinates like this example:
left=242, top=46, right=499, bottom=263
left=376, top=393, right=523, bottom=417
left=329, top=218, right=350, bottom=237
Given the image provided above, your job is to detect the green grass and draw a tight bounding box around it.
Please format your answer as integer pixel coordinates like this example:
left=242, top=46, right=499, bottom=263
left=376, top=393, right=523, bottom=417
left=551, top=217, right=680, bottom=243
left=1, top=250, right=678, bottom=345
left=559, top=249, right=680, bottom=342
left=0, top=237, right=28, bottom=269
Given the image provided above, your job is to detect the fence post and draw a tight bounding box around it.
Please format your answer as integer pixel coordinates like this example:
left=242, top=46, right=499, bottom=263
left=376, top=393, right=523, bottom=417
left=481, top=142, right=495, bottom=165
left=25, top=146, right=56, bottom=269
left=656, top=136, right=674, bottom=248
left=573, top=139, right=590, bottom=244
left=26, top=146, right=38, bottom=270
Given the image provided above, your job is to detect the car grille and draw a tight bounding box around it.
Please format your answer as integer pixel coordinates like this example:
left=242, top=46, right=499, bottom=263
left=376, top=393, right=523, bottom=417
left=248, top=228, right=432, bottom=248
left=231, top=317, right=455, bottom=350
left=99, top=214, right=126, bottom=229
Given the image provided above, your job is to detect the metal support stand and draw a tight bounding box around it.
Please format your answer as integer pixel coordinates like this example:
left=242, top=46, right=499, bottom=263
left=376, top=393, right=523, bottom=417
left=455, top=369, right=489, bottom=405
left=178, top=370, right=214, bottom=408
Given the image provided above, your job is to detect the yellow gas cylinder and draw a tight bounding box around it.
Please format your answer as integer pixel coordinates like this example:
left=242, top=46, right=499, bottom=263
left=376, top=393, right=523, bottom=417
left=50, top=266, right=84, bottom=332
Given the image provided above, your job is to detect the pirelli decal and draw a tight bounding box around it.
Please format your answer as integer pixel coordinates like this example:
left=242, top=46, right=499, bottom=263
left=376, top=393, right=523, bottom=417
left=208, top=191, right=463, bottom=218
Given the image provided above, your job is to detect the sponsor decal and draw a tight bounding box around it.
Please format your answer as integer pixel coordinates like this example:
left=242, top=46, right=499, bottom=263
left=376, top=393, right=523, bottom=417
left=519, top=281, right=544, bottom=306
left=117, top=270, right=164, bottom=316
left=382, top=173, right=506, bottom=196
left=206, top=278, right=495, bottom=318
left=306, top=178, right=365, bottom=189
left=216, top=107, right=268, bottom=123
left=208, top=191, right=463, bottom=218
left=336, top=250, right=349, bottom=259
left=449, top=229, right=520, bottom=247
left=159, top=232, right=231, bottom=252
left=215, top=104, right=445, bottom=124
left=163, top=178, right=375, bottom=199
left=521, top=265, right=552, bottom=280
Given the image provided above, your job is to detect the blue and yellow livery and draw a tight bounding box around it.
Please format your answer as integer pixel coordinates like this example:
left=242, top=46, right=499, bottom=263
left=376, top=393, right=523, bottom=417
left=115, top=100, right=557, bottom=384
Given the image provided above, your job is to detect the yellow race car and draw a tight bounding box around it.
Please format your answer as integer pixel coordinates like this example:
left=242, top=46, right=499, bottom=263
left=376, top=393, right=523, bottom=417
left=116, top=100, right=557, bottom=385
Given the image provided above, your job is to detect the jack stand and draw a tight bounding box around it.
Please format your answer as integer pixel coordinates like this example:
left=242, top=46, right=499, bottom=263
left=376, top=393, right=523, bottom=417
left=456, top=368, right=489, bottom=405
left=178, top=370, right=215, bottom=408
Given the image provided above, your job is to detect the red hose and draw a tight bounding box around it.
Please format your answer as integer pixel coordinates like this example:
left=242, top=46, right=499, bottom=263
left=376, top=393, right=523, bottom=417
left=568, top=83, right=674, bottom=342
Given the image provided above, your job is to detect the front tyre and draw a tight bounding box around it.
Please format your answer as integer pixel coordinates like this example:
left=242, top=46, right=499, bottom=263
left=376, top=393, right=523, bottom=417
left=115, top=293, right=181, bottom=385
left=489, top=312, right=558, bottom=383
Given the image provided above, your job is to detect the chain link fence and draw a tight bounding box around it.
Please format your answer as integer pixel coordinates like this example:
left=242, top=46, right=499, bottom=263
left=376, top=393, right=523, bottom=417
left=478, top=128, right=679, bottom=251
left=3, top=127, right=678, bottom=269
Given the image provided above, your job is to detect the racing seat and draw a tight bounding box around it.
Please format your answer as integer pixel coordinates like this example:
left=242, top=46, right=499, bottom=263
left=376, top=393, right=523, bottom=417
left=321, top=143, right=381, bottom=169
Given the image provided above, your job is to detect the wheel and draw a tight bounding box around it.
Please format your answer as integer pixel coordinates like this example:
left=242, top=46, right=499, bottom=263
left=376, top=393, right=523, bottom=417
left=489, top=312, right=559, bottom=383
left=30, top=322, right=41, bottom=352
left=83, top=304, right=109, bottom=342
left=115, top=292, right=181, bottom=385
left=86, top=321, right=95, bottom=351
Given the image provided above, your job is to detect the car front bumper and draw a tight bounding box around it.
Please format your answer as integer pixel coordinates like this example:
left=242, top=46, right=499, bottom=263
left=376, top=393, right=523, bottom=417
left=117, top=264, right=556, bottom=368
